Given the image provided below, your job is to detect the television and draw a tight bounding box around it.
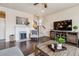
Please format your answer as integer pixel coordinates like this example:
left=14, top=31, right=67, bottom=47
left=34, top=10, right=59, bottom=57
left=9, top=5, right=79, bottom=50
left=54, top=20, right=72, bottom=31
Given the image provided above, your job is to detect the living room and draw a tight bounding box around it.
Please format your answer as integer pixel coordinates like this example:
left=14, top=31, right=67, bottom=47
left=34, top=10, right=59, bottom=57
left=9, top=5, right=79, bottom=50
left=0, top=3, right=79, bottom=56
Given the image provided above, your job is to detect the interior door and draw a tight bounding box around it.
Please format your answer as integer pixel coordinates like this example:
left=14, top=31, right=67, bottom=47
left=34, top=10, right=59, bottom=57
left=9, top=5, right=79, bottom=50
left=0, top=18, right=5, bottom=40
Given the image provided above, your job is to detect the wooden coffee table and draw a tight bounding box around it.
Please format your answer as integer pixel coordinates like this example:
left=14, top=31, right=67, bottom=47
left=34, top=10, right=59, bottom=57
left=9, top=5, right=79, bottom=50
left=35, top=40, right=79, bottom=56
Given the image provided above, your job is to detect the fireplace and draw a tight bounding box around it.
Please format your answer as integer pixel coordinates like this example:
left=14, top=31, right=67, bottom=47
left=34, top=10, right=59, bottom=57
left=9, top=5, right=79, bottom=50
left=15, top=26, right=30, bottom=42
left=20, top=32, right=27, bottom=39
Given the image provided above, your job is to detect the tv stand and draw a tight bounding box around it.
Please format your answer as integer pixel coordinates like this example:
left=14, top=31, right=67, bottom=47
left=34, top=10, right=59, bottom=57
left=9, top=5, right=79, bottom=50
left=50, top=30, right=79, bottom=47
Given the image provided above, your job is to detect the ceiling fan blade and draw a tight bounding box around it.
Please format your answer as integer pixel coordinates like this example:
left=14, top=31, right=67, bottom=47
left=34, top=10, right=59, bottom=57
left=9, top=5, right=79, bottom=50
left=33, top=3, right=39, bottom=5
left=44, top=4, right=47, bottom=8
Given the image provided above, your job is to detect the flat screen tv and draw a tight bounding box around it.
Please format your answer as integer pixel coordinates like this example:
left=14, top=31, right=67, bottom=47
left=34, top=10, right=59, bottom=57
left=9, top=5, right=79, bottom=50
left=54, top=20, right=72, bottom=31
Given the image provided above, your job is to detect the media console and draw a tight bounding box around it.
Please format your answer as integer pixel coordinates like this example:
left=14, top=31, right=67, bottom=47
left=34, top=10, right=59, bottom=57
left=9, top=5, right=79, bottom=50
left=50, top=30, right=79, bottom=47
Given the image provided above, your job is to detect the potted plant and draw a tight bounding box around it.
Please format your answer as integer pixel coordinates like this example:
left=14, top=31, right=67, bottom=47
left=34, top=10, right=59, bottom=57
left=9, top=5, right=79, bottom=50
left=56, top=36, right=65, bottom=49
left=73, top=25, right=78, bottom=31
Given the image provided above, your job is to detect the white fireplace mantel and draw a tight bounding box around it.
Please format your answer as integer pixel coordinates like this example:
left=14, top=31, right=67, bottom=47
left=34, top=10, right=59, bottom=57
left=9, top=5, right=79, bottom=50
left=15, top=25, right=31, bottom=42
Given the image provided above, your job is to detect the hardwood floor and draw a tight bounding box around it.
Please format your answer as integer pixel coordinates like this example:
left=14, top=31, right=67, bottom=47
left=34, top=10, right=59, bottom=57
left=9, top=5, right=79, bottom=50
left=0, top=37, right=79, bottom=56
left=0, top=36, right=50, bottom=56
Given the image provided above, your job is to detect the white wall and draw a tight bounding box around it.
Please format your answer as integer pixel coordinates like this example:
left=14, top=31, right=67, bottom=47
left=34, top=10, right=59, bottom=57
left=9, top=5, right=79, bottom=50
left=44, top=5, right=79, bottom=34
left=0, top=6, right=34, bottom=42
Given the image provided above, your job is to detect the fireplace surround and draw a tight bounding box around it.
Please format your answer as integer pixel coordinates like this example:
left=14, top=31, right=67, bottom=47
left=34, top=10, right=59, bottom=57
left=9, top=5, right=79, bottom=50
left=15, top=26, right=30, bottom=42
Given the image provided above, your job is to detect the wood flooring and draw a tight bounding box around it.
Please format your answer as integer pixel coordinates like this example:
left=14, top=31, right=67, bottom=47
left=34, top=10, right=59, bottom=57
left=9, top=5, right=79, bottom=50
left=0, top=37, right=79, bottom=56
left=0, top=37, right=50, bottom=56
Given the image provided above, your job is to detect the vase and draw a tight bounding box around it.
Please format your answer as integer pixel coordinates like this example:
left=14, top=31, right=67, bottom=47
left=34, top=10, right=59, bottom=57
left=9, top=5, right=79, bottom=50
left=57, top=43, right=62, bottom=49
left=51, top=44, right=54, bottom=48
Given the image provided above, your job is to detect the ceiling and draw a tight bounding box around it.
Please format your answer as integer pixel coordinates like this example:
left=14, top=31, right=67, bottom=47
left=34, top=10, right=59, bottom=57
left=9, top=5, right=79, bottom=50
left=0, top=3, right=79, bottom=16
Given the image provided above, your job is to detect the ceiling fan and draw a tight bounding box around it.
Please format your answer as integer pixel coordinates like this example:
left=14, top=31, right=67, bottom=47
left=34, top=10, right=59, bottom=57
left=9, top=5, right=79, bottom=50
left=33, top=3, right=47, bottom=8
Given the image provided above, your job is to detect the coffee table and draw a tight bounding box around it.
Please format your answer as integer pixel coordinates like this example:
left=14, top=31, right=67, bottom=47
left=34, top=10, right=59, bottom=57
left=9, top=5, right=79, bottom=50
left=35, top=40, right=79, bottom=56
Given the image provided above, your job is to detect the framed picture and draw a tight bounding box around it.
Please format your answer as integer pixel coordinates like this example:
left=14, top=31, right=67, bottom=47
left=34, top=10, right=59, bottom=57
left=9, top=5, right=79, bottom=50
left=16, top=16, right=29, bottom=25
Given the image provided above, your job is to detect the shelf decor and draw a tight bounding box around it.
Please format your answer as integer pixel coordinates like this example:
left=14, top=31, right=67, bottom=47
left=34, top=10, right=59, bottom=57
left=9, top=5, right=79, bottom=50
left=73, top=25, right=78, bottom=31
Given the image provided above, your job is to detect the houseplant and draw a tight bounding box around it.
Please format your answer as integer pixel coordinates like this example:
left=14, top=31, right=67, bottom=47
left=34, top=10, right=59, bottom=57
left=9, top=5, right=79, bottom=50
left=56, top=36, right=65, bottom=49
left=73, top=25, right=78, bottom=31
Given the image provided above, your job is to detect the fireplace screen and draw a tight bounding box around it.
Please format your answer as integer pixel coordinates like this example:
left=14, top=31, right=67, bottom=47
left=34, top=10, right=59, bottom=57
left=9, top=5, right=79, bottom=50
left=20, top=32, right=27, bottom=39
